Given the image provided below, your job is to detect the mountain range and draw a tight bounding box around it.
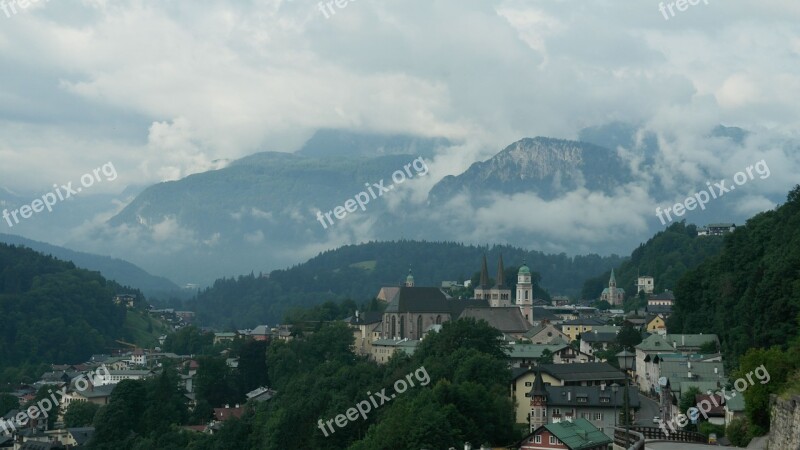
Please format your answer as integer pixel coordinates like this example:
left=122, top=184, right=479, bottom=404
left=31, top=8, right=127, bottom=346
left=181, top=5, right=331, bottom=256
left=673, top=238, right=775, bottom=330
left=3, top=124, right=784, bottom=286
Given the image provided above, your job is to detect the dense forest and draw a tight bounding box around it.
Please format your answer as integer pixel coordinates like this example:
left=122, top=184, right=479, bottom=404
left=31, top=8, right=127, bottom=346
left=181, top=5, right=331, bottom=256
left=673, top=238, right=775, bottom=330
left=0, top=244, right=139, bottom=383
left=669, top=186, right=800, bottom=365
left=581, top=222, right=725, bottom=305
left=181, top=240, right=624, bottom=328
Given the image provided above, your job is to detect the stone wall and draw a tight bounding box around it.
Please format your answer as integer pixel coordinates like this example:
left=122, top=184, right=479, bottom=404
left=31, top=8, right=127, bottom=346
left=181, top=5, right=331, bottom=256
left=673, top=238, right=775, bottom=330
left=769, top=394, right=800, bottom=450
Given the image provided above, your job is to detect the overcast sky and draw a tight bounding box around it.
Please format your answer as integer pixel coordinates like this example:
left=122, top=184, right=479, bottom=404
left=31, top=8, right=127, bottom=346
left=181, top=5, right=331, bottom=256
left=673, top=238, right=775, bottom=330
left=1, top=0, right=799, bottom=271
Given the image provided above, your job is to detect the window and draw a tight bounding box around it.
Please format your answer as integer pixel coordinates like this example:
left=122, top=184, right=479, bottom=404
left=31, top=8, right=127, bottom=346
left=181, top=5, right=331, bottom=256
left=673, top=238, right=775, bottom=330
left=600, top=396, right=610, bottom=403
left=525, top=382, right=532, bottom=387
left=552, top=408, right=560, bottom=415
left=525, top=291, right=529, bottom=299
left=391, top=317, right=396, bottom=337
left=534, top=436, right=541, bottom=444
left=417, top=316, right=422, bottom=337
left=549, top=436, right=557, bottom=445
left=399, top=316, right=405, bottom=339
left=595, top=412, right=603, bottom=420
left=525, top=393, right=530, bottom=397
left=435, top=315, right=442, bottom=325
left=577, top=396, right=588, bottom=403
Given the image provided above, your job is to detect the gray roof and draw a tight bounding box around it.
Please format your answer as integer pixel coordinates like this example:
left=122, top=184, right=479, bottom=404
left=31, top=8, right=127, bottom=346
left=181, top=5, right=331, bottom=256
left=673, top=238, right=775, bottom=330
left=458, top=307, right=531, bottom=333
left=512, top=362, right=626, bottom=383
left=68, top=427, right=95, bottom=446
left=506, top=344, right=569, bottom=359
left=540, top=362, right=626, bottom=383
left=384, top=287, right=452, bottom=313
left=647, top=304, right=673, bottom=314
left=532, top=307, right=561, bottom=321
left=581, top=331, right=618, bottom=344
left=343, top=311, right=383, bottom=325
left=561, top=317, right=608, bottom=326
left=537, top=384, right=640, bottom=409
left=648, top=291, right=675, bottom=301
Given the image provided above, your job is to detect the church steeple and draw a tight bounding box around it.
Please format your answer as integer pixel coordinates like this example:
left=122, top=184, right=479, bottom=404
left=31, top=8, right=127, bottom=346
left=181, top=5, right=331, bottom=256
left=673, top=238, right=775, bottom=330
left=494, top=254, right=505, bottom=288
left=609, top=268, right=617, bottom=288
left=405, top=266, right=415, bottom=287
left=479, top=254, right=490, bottom=288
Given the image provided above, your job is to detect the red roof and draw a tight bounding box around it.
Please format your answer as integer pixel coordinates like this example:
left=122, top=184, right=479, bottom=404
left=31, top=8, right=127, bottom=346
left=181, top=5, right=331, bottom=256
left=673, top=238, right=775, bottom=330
left=214, top=407, right=245, bottom=421
left=695, top=393, right=726, bottom=417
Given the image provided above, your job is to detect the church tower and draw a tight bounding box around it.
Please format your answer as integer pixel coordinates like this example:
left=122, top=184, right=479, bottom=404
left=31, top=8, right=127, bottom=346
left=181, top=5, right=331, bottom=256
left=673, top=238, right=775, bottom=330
left=529, top=368, right=548, bottom=432
left=405, top=267, right=415, bottom=287
left=489, top=254, right=512, bottom=307
left=517, top=260, right=533, bottom=324
left=474, top=254, right=490, bottom=300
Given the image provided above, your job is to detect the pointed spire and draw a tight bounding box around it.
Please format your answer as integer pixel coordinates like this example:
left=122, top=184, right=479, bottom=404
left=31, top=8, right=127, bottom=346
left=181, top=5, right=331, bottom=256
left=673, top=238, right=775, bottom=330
left=529, top=367, right=547, bottom=398
left=495, top=254, right=505, bottom=288
left=609, top=268, right=617, bottom=286
left=480, top=254, right=489, bottom=288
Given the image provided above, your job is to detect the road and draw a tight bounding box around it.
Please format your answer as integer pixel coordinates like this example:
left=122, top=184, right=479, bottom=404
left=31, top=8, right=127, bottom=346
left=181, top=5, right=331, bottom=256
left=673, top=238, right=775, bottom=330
left=635, top=393, right=660, bottom=426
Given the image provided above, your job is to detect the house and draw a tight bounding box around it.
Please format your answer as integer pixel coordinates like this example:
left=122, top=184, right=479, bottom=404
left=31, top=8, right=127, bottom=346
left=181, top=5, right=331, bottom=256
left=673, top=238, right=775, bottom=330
left=698, top=223, right=736, bottom=236
left=636, top=276, right=654, bottom=295
left=560, top=318, right=608, bottom=342
left=113, top=294, right=136, bottom=308
left=245, top=387, right=277, bottom=403
left=247, top=325, right=272, bottom=342
left=634, top=334, right=720, bottom=393
left=213, top=332, right=237, bottom=345
left=507, top=344, right=593, bottom=368
left=65, top=427, right=95, bottom=447
left=530, top=308, right=562, bottom=327
left=66, top=384, right=116, bottom=406
left=579, top=329, right=620, bottom=359
left=343, top=311, right=383, bottom=356
left=724, top=392, right=746, bottom=425
left=511, top=363, right=628, bottom=424
left=370, top=339, right=420, bottom=363
left=130, top=348, right=147, bottom=366
left=213, top=405, right=245, bottom=422
left=517, top=418, right=612, bottom=450
left=525, top=324, right=570, bottom=345
left=523, top=369, right=639, bottom=440
left=94, top=369, right=154, bottom=386
left=646, top=314, right=667, bottom=335
left=695, top=393, right=726, bottom=426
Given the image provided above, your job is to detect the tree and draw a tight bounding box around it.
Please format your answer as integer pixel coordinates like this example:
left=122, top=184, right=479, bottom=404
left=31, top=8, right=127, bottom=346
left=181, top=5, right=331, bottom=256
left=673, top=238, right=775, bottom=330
left=0, top=393, right=18, bottom=417
left=726, top=417, right=751, bottom=447
left=64, top=401, right=100, bottom=427
left=616, top=325, right=643, bottom=349
left=237, top=340, right=269, bottom=396
left=539, top=349, right=554, bottom=365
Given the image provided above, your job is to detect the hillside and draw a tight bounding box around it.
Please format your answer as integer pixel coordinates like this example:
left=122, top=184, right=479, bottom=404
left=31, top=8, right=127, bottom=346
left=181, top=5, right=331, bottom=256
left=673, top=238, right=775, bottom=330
left=581, top=221, right=725, bottom=303
left=669, top=185, right=800, bottom=363
left=0, top=243, right=136, bottom=378
left=0, top=233, right=180, bottom=295
left=182, top=240, right=625, bottom=329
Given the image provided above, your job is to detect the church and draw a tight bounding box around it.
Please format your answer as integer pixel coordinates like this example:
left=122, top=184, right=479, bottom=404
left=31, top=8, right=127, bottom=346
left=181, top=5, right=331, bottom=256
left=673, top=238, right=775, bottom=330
left=599, top=269, right=625, bottom=305
left=380, top=255, right=534, bottom=341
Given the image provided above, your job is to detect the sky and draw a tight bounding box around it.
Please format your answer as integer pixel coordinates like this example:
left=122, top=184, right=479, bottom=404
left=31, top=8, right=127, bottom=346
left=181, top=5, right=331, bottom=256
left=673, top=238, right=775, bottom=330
left=1, top=0, right=799, bottom=279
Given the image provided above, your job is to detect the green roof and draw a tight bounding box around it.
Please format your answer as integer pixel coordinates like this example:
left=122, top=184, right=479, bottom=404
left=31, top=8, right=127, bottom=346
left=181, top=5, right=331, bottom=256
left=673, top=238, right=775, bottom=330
left=543, top=418, right=612, bottom=449
left=506, top=343, right=567, bottom=359
left=636, top=334, right=719, bottom=352
left=519, top=264, right=531, bottom=275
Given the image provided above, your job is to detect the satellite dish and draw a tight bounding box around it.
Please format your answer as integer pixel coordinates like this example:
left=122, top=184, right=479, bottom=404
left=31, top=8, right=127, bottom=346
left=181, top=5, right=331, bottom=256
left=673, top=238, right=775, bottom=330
left=658, top=377, right=668, bottom=386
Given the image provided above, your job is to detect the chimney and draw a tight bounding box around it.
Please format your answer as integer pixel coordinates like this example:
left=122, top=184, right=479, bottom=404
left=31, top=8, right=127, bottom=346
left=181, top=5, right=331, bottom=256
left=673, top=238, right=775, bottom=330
left=688, top=371, right=693, bottom=379
left=714, top=367, right=718, bottom=374
left=600, top=383, right=606, bottom=391
left=567, top=391, right=571, bottom=401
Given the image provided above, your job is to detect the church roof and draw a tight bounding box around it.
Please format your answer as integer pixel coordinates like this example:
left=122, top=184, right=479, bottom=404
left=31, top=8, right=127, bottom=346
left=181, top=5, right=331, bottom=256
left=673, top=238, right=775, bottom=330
left=478, top=254, right=490, bottom=289
left=384, top=287, right=452, bottom=313
left=458, top=306, right=531, bottom=333
left=609, top=268, right=617, bottom=284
